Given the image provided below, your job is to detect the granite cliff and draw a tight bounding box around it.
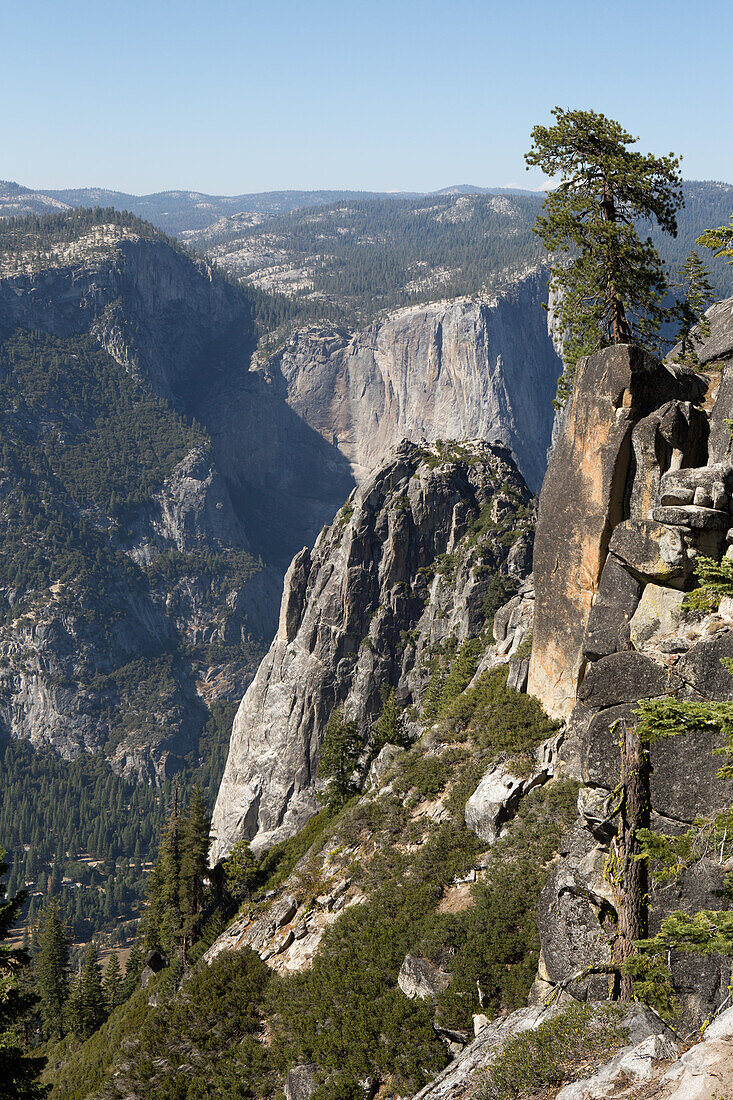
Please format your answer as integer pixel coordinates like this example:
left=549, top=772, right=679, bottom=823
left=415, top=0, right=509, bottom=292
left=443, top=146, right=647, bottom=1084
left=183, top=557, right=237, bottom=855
left=261, top=269, right=562, bottom=492
left=211, top=438, right=534, bottom=859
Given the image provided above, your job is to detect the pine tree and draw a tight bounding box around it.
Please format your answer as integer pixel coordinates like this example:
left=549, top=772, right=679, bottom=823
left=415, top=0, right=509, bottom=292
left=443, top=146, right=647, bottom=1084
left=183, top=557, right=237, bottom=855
left=672, top=251, right=715, bottom=366
left=102, top=953, right=122, bottom=1013
left=121, top=945, right=144, bottom=1001
left=34, top=902, right=69, bottom=1040
left=698, top=213, right=733, bottom=265
left=0, top=847, right=47, bottom=1097
left=317, top=709, right=362, bottom=810
left=525, top=107, right=683, bottom=403
left=77, top=946, right=104, bottom=1038
left=144, top=787, right=185, bottom=961
left=223, top=840, right=257, bottom=901
left=179, top=786, right=210, bottom=952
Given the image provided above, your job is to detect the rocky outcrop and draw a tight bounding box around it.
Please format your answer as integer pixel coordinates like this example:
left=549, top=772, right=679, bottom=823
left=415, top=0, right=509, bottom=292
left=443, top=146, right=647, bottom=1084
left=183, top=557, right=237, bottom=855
left=525, top=311, right=733, bottom=1027
left=397, top=955, right=452, bottom=1001
left=528, top=344, right=706, bottom=720
left=211, top=439, right=534, bottom=860
left=410, top=1003, right=669, bottom=1100
left=264, top=270, right=562, bottom=492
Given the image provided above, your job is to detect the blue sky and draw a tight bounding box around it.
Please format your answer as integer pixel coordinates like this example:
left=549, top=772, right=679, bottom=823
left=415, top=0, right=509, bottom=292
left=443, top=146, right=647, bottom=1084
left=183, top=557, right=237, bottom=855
left=4, top=0, right=732, bottom=195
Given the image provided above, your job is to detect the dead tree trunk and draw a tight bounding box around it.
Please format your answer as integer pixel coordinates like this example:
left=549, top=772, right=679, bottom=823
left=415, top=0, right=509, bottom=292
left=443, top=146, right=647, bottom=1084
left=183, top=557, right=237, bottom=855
left=613, top=718, right=650, bottom=1000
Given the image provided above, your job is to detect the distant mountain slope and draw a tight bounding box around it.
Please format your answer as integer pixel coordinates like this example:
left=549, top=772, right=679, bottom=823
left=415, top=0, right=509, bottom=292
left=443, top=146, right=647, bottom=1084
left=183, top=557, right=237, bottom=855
left=0, top=208, right=354, bottom=783
left=191, top=182, right=733, bottom=319
left=0, top=182, right=424, bottom=234
left=0, top=181, right=546, bottom=236
left=193, top=192, right=547, bottom=323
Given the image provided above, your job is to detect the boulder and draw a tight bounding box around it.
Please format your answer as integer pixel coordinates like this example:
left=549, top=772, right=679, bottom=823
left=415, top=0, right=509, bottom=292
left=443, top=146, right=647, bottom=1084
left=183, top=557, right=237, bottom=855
left=629, top=584, right=686, bottom=649
left=366, top=743, right=406, bottom=789
left=652, top=504, right=729, bottom=530
left=397, top=954, right=452, bottom=1001
left=577, top=651, right=680, bottom=710
left=607, top=519, right=690, bottom=587
left=529, top=345, right=702, bottom=719
left=465, top=759, right=550, bottom=844
left=676, top=628, right=733, bottom=700
left=284, top=1064, right=319, bottom=1100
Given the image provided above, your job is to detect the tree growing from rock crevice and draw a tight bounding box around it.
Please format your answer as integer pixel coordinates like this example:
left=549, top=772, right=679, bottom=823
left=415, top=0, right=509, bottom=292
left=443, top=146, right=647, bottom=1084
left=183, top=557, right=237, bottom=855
left=525, top=107, right=683, bottom=403
left=317, top=708, right=362, bottom=810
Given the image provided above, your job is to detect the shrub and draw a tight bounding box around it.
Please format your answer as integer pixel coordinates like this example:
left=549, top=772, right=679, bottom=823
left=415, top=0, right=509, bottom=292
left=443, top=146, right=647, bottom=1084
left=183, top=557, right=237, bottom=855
left=475, top=1003, right=627, bottom=1100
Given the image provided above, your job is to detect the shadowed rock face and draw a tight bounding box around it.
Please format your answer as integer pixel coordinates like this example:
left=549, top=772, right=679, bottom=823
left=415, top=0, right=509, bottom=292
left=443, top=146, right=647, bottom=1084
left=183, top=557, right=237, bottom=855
left=210, top=439, right=534, bottom=860
left=526, top=305, right=733, bottom=1028
left=265, top=270, right=562, bottom=493
left=0, top=228, right=352, bottom=777
left=528, top=345, right=705, bottom=720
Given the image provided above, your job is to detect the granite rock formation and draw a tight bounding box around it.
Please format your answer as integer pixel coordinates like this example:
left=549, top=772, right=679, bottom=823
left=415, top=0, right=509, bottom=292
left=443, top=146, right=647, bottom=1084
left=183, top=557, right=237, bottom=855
left=261, top=269, right=562, bottom=492
left=524, top=307, right=733, bottom=1026
left=211, top=438, right=534, bottom=859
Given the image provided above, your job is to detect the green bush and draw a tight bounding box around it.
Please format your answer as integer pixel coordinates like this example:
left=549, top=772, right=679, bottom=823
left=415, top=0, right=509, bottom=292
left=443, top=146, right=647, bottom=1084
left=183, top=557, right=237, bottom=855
left=475, top=1003, right=627, bottom=1100
left=441, top=667, right=558, bottom=760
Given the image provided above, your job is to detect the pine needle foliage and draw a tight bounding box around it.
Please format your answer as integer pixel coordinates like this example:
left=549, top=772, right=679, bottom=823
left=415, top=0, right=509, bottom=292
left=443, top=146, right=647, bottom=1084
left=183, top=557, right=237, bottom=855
left=672, top=250, right=714, bottom=366
left=698, top=214, right=733, bottom=266
left=525, top=107, right=683, bottom=404
left=682, top=553, right=733, bottom=612
left=0, top=848, right=47, bottom=1098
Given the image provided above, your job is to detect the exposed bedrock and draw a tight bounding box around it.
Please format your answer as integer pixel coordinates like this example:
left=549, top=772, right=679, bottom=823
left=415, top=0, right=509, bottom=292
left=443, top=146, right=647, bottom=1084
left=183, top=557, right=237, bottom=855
left=263, top=270, right=563, bottom=493
left=528, top=303, right=733, bottom=1026
left=210, top=439, right=534, bottom=860
left=528, top=344, right=706, bottom=720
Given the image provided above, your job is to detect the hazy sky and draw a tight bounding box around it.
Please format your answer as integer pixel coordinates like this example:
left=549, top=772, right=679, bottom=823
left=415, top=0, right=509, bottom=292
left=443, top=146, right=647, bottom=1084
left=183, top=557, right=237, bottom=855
left=5, top=0, right=732, bottom=195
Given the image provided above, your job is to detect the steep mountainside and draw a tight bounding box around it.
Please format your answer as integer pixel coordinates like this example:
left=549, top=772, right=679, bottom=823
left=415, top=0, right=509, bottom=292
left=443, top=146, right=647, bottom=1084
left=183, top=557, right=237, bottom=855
left=211, top=438, right=534, bottom=859
left=0, top=210, right=353, bottom=780
left=264, top=271, right=561, bottom=490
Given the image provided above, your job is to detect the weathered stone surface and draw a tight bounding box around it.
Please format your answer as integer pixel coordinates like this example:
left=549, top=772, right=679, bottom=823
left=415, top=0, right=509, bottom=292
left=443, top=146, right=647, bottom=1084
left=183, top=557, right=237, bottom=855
left=629, top=584, right=686, bottom=649
left=608, top=520, right=690, bottom=587
left=582, top=556, right=642, bottom=660
left=582, top=703, right=731, bottom=823
left=411, top=1002, right=670, bottom=1100
left=271, top=271, right=563, bottom=492
left=529, top=345, right=703, bottom=719
left=652, top=504, right=729, bottom=530
left=411, top=1004, right=564, bottom=1100
left=366, top=744, right=406, bottom=790
left=284, top=1064, right=318, bottom=1100
left=556, top=1032, right=678, bottom=1099
left=211, top=440, right=533, bottom=860
left=629, top=400, right=708, bottom=519
left=660, top=461, right=733, bottom=501
left=578, top=651, right=679, bottom=710
left=397, top=954, right=452, bottom=1001
left=676, top=628, right=733, bottom=700
left=464, top=759, right=550, bottom=844
left=536, top=826, right=613, bottom=1001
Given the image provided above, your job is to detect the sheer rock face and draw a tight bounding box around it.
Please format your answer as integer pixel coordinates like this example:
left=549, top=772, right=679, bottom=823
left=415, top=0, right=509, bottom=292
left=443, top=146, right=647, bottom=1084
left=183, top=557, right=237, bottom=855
left=528, top=344, right=706, bottom=720
left=265, top=270, right=562, bottom=493
left=528, top=305, right=733, bottom=1028
left=210, top=439, right=534, bottom=860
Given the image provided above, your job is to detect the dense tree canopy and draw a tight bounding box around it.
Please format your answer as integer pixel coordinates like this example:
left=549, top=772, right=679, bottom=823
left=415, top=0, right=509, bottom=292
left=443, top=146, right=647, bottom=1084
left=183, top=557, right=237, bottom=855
left=525, top=107, right=683, bottom=402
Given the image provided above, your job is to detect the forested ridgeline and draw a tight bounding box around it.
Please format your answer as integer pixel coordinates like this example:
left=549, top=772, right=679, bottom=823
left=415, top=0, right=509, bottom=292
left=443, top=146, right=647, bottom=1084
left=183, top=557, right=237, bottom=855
left=193, top=181, right=733, bottom=327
